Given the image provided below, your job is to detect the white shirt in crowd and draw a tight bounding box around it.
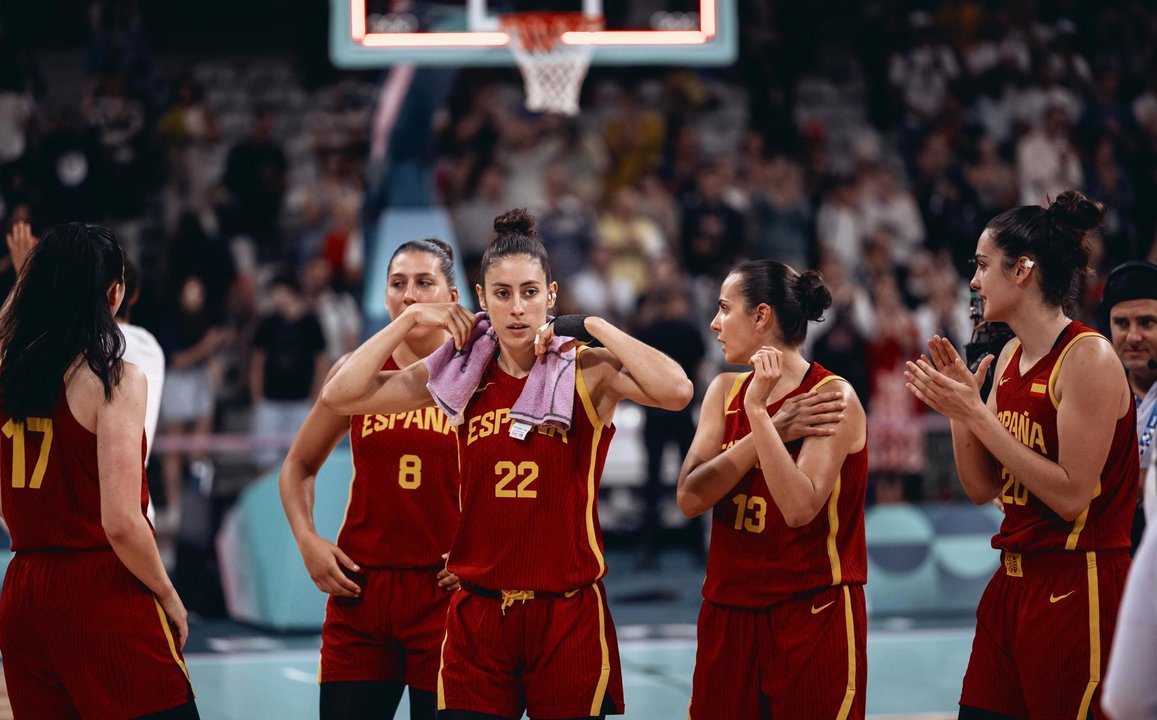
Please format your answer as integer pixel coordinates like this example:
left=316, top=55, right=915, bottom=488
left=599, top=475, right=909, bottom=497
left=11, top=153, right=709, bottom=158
left=120, top=322, right=166, bottom=463
left=1103, top=494, right=1157, bottom=719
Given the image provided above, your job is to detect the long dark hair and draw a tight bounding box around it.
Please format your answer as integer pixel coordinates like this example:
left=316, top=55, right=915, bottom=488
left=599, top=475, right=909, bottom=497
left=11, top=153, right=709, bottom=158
left=0, top=223, right=126, bottom=421
left=984, top=190, right=1102, bottom=308
left=731, top=259, right=832, bottom=346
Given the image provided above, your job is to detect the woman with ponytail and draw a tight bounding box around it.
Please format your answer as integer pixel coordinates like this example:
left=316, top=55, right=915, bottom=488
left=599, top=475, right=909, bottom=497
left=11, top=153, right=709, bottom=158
left=905, top=190, right=1137, bottom=719
left=678, top=260, right=869, bottom=719
left=0, top=223, right=198, bottom=718
left=324, top=208, right=693, bottom=719
left=280, top=238, right=462, bottom=720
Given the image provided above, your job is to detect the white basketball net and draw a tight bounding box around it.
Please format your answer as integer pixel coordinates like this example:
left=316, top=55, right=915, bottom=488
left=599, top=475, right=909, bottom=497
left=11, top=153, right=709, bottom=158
left=501, top=13, right=601, bottom=116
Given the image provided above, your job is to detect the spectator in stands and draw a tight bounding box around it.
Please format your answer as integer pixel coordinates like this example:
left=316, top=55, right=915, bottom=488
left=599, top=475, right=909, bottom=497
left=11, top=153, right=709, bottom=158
left=250, top=271, right=328, bottom=471
left=636, top=286, right=707, bottom=568
left=451, top=163, right=507, bottom=275
left=752, top=154, right=814, bottom=273
left=888, top=12, right=960, bottom=128
left=84, top=72, right=148, bottom=239
left=157, top=275, right=231, bottom=533
left=599, top=186, right=666, bottom=297
left=806, top=254, right=874, bottom=409
left=223, top=105, right=288, bottom=262
left=158, top=75, right=220, bottom=233
left=117, top=258, right=165, bottom=464
left=32, top=105, right=103, bottom=227
left=816, top=174, right=866, bottom=282
left=1016, top=103, right=1083, bottom=206
left=535, top=162, right=596, bottom=280
left=680, top=162, right=746, bottom=281
left=863, top=164, right=925, bottom=267
left=302, top=256, right=360, bottom=364
left=604, top=86, right=665, bottom=192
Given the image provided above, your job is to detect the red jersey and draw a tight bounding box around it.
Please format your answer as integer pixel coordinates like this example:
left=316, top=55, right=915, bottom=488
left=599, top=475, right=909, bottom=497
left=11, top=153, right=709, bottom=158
left=447, top=355, right=615, bottom=592
left=991, top=321, right=1137, bottom=553
left=702, top=363, right=868, bottom=608
left=339, top=357, right=461, bottom=568
left=0, top=385, right=149, bottom=551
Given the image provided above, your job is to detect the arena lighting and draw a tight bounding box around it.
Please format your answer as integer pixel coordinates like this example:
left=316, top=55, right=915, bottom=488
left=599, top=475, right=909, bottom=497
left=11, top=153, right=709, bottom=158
left=350, top=0, right=716, bottom=47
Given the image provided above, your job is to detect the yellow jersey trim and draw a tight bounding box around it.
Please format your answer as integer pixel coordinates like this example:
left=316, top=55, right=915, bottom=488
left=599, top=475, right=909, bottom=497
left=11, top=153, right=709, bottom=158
left=574, top=348, right=602, bottom=429
left=436, top=626, right=451, bottom=710
left=589, top=582, right=612, bottom=716
left=826, top=474, right=843, bottom=585
left=997, top=339, right=1022, bottom=387
left=1075, top=551, right=1101, bottom=719
left=1066, top=480, right=1101, bottom=550
left=1047, top=332, right=1104, bottom=410
left=836, top=586, right=857, bottom=720
left=811, top=374, right=847, bottom=393
left=724, top=372, right=751, bottom=413
left=584, top=424, right=607, bottom=578
left=153, top=598, right=192, bottom=687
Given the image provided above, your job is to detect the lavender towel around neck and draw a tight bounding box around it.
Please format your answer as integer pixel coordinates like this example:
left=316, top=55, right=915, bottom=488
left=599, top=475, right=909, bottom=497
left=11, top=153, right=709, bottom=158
left=423, top=312, right=577, bottom=431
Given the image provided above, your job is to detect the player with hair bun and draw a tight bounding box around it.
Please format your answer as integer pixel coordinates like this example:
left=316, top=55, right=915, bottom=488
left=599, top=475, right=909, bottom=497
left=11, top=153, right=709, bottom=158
left=906, top=190, right=1138, bottom=719
left=281, top=238, right=462, bottom=720
left=323, top=208, right=693, bottom=720
left=679, top=259, right=869, bottom=719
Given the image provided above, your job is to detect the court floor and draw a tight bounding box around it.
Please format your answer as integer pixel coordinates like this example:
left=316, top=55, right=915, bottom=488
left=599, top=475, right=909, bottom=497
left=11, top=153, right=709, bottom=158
left=184, top=623, right=971, bottom=720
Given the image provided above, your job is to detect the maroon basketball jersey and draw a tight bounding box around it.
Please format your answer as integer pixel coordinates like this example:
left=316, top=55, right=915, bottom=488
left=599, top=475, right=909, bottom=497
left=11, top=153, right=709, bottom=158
left=702, top=363, right=868, bottom=608
left=446, top=354, right=615, bottom=592
left=0, top=384, right=149, bottom=551
left=339, top=357, right=461, bottom=567
left=991, top=321, right=1137, bottom=553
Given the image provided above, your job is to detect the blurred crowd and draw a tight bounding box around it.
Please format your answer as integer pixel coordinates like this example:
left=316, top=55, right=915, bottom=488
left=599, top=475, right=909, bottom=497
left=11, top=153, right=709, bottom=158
left=1, top=0, right=1156, bottom=529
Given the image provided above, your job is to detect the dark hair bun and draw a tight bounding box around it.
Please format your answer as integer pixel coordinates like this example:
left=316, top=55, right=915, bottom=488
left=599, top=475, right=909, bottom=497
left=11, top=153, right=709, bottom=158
left=797, top=270, right=832, bottom=321
left=1047, top=191, right=1103, bottom=234
left=494, top=208, right=538, bottom=238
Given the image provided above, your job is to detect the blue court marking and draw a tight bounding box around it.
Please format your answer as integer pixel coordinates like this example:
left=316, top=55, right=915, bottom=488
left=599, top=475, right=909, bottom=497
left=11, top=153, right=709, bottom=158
left=184, top=628, right=973, bottom=719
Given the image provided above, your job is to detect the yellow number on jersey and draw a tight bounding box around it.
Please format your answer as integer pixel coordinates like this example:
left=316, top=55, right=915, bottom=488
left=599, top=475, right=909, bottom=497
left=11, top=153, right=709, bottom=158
left=2, top=417, right=54, bottom=489
left=398, top=454, right=422, bottom=489
left=731, top=493, right=767, bottom=533
left=1000, top=467, right=1029, bottom=506
left=494, top=461, right=539, bottom=498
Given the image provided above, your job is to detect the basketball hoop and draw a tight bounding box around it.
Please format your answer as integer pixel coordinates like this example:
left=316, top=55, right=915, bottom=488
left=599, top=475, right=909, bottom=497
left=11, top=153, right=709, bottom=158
left=500, top=12, right=602, bottom=116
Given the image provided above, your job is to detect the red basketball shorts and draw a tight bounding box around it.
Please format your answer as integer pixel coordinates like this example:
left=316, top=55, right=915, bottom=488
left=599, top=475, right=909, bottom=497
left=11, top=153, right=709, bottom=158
left=437, top=580, right=624, bottom=718
left=690, top=584, right=867, bottom=720
left=0, top=550, right=192, bottom=719
left=961, top=550, right=1129, bottom=719
left=320, top=566, right=452, bottom=691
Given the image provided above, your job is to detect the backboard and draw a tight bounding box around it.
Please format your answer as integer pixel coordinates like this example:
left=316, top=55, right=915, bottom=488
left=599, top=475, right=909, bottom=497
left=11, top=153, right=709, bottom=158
left=330, top=0, right=737, bottom=68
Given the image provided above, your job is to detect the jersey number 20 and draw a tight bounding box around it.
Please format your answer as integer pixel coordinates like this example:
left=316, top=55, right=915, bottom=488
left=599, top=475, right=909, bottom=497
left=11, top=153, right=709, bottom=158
left=2, top=418, right=53, bottom=489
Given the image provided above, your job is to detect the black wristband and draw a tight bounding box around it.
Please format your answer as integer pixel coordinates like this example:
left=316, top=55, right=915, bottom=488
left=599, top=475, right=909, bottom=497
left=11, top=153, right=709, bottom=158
left=551, top=314, right=594, bottom=342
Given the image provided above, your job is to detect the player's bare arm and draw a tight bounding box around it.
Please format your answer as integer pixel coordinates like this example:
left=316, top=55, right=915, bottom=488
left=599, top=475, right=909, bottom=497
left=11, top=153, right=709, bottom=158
left=96, top=364, right=189, bottom=647
left=322, top=302, right=473, bottom=415
left=745, top=350, right=866, bottom=528
left=280, top=356, right=362, bottom=597
left=568, top=315, right=694, bottom=425
left=912, top=335, right=1128, bottom=520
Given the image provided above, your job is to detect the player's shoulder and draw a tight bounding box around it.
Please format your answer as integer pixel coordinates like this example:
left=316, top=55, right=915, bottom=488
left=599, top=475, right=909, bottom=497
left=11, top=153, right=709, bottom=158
left=706, top=371, right=749, bottom=404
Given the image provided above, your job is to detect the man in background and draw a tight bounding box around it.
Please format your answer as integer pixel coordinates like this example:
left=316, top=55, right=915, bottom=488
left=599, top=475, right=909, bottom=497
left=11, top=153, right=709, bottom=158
left=1101, top=260, right=1157, bottom=548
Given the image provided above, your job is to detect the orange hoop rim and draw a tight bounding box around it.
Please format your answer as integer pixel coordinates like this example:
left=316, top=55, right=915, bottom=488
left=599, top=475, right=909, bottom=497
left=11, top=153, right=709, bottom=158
left=500, top=12, right=604, bottom=51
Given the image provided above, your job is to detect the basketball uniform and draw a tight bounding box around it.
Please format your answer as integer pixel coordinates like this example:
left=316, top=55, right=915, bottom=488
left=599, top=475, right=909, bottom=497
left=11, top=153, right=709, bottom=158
left=437, top=355, right=625, bottom=718
left=320, top=357, right=461, bottom=692
left=961, top=321, right=1138, bottom=718
left=0, top=384, right=193, bottom=718
left=689, top=363, right=868, bottom=720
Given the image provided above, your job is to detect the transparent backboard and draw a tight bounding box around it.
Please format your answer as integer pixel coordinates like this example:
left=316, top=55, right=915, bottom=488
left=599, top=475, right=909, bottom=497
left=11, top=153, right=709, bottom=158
left=330, top=0, right=737, bottom=67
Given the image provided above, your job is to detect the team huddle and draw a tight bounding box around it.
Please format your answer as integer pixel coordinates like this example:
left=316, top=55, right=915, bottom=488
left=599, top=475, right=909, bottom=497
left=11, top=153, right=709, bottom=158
left=0, top=190, right=1149, bottom=719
